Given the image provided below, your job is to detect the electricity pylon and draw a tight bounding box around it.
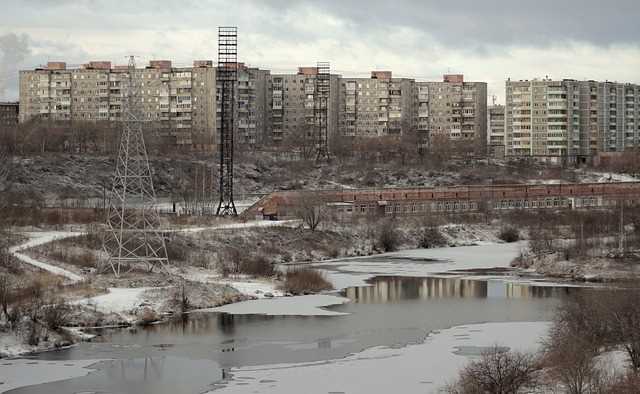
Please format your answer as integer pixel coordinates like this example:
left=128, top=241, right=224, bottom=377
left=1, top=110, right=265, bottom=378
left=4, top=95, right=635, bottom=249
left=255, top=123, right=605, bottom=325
left=216, top=26, right=238, bottom=216
left=102, top=56, right=169, bottom=277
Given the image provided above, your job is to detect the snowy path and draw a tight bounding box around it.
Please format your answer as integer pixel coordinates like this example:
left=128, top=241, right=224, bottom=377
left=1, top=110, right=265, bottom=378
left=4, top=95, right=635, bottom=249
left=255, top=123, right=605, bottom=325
left=8, top=231, right=84, bottom=282
left=214, top=321, right=550, bottom=394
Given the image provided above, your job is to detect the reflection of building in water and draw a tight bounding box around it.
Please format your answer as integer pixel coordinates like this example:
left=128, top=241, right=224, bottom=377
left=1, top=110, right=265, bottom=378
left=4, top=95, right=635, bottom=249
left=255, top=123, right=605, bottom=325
left=345, top=277, right=577, bottom=303
left=345, top=277, right=487, bottom=303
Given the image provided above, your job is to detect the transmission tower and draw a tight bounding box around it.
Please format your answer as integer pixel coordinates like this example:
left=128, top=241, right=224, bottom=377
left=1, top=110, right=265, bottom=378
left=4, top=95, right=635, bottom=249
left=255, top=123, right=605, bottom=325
left=315, top=62, right=330, bottom=162
left=216, top=26, right=238, bottom=216
left=102, top=56, right=169, bottom=277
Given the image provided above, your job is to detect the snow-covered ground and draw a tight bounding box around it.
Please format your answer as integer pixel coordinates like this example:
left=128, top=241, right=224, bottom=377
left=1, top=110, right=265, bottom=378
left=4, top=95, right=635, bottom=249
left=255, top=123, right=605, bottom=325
left=199, top=294, right=350, bottom=316
left=214, top=321, right=550, bottom=394
left=73, top=287, right=156, bottom=315
left=0, top=359, right=100, bottom=393
left=169, top=219, right=300, bottom=233
left=8, top=231, right=84, bottom=282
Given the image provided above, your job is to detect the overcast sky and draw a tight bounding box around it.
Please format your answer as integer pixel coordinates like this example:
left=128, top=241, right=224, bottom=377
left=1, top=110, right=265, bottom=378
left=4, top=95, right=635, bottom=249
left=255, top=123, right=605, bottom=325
left=1, top=0, right=639, bottom=102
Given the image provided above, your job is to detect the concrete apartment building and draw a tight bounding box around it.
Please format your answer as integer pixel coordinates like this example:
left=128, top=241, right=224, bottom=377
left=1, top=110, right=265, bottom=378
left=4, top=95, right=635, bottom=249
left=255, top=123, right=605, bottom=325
left=488, top=104, right=505, bottom=157
left=0, top=102, right=19, bottom=126
left=504, top=78, right=640, bottom=162
left=418, top=75, right=487, bottom=149
left=340, top=71, right=415, bottom=137
left=216, top=64, right=270, bottom=148
left=268, top=67, right=340, bottom=145
left=19, top=60, right=217, bottom=147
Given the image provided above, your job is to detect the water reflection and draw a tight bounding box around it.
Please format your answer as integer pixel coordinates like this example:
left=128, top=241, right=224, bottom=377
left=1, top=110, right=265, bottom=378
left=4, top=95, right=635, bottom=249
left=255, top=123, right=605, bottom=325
left=343, top=276, right=576, bottom=303
left=14, top=356, right=221, bottom=394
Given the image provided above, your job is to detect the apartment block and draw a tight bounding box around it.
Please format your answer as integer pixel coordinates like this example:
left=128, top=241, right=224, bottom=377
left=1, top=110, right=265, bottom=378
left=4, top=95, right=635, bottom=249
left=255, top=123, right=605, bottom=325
left=0, top=102, right=19, bottom=126
left=216, top=64, right=270, bottom=148
left=505, top=78, right=640, bottom=162
left=268, top=67, right=340, bottom=144
left=340, top=71, right=415, bottom=137
left=19, top=61, right=217, bottom=147
left=418, top=75, right=487, bottom=148
left=488, top=104, right=505, bottom=157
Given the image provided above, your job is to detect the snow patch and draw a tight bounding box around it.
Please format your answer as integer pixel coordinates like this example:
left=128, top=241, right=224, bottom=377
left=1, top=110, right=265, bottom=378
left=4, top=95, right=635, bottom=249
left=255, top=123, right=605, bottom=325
left=73, top=287, right=154, bottom=315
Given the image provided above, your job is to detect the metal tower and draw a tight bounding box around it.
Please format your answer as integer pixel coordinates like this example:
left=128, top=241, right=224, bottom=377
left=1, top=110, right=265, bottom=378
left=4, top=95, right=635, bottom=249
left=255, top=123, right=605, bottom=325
left=315, top=62, right=330, bottom=162
left=216, top=26, right=238, bottom=216
left=102, top=56, right=169, bottom=277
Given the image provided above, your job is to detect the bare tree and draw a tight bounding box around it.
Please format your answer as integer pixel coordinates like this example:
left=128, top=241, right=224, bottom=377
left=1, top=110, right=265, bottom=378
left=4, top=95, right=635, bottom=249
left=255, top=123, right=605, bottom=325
left=0, top=274, right=9, bottom=318
left=446, top=346, right=539, bottom=394
left=295, top=193, right=327, bottom=231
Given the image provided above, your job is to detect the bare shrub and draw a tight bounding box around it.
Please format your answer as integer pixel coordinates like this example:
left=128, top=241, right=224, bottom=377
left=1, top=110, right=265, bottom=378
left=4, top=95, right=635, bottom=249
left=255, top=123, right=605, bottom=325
left=446, top=346, right=539, bottom=394
left=419, top=226, right=446, bottom=249
left=282, top=268, right=332, bottom=295
left=377, top=219, right=400, bottom=252
left=240, top=255, right=275, bottom=277
left=543, top=335, right=604, bottom=394
left=218, top=247, right=242, bottom=278
left=42, top=299, right=72, bottom=330
left=498, top=226, right=520, bottom=243
left=170, top=281, right=191, bottom=314
left=0, top=274, right=9, bottom=318
left=604, top=372, right=640, bottom=394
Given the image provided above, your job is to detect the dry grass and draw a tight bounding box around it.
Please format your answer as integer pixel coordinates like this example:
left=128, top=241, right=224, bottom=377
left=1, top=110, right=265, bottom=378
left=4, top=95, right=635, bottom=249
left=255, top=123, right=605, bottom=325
left=281, top=268, right=332, bottom=295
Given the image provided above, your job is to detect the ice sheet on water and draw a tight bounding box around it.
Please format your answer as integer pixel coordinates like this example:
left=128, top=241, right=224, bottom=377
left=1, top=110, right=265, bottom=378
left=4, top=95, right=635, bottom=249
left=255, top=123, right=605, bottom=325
left=198, top=294, right=350, bottom=316
left=213, top=321, right=550, bottom=394
left=0, top=359, right=100, bottom=393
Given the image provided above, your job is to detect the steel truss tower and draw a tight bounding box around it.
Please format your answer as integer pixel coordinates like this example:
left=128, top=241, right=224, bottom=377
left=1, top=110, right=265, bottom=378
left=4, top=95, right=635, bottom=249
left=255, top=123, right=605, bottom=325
left=315, top=62, right=330, bottom=162
left=102, top=56, right=169, bottom=277
left=216, top=27, right=238, bottom=216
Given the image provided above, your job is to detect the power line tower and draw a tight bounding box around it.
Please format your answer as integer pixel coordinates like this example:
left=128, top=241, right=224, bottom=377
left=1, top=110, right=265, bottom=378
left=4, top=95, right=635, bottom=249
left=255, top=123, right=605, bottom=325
left=102, top=56, right=169, bottom=277
left=315, top=61, right=330, bottom=162
left=216, top=26, right=238, bottom=216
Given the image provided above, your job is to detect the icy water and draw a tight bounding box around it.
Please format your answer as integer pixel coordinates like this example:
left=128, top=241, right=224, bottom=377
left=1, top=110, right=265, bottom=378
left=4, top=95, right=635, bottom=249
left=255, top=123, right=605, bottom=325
left=7, top=274, right=579, bottom=394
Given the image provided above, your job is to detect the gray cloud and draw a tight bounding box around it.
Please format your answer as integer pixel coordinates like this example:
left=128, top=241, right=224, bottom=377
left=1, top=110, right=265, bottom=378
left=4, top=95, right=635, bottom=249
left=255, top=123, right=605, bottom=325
left=259, top=0, right=640, bottom=49
left=0, top=33, right=30, bottom=99
left=1, top=1, right=639, bottom=102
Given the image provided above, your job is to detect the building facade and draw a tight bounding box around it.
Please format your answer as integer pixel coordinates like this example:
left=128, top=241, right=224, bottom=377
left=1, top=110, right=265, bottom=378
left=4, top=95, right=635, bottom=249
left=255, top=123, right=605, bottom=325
left=339, top=71, right=415, bottom=138
left=19, top=61, right=217, bottom=147
left=488, top=104, right=505, bottom=157
left=505, top=78, right=640, bottom=162
left=268, top=67, right=340, bottom=145
left=419, top=75, right=487, bottom=149
left=215, top=64, right=270, bottom=148
left=0, top=102, right=19, bottom=126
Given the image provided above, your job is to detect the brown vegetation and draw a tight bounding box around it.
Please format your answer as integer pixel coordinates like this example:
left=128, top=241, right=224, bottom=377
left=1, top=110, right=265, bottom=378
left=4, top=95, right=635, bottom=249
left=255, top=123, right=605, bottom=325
left=446, top=346, right=539, bottom=394
left=281, top=268, right=332, bottom=295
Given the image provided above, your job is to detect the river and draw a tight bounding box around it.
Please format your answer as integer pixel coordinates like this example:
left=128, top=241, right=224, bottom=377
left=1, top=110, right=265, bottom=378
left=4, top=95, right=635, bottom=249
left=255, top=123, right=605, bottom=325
left=2, top=243, right=582, bottom=394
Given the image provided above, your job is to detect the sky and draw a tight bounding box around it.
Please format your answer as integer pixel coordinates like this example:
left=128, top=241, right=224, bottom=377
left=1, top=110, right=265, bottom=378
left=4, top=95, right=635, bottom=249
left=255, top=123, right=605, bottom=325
left=1, top=0, right=639, bottom=103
